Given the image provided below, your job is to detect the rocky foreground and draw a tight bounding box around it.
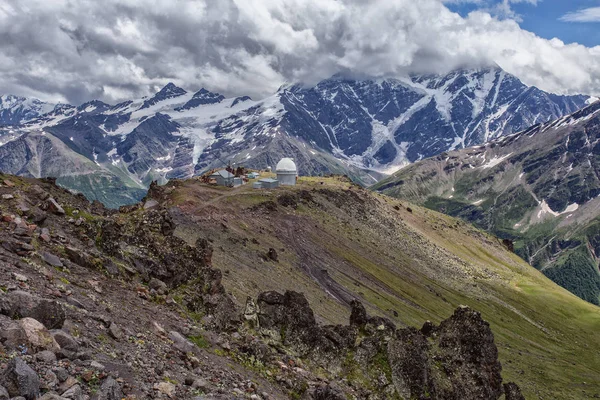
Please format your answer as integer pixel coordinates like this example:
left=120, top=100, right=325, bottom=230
left=0, top=174, right=525, bottom=399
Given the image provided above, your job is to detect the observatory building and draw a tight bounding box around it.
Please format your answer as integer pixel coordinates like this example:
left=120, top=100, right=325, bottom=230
left=276, top=158, right=297, bottom=186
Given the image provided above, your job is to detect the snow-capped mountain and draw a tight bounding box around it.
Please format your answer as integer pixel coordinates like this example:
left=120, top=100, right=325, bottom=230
left=0, top=67, right=591, bottom=207
left=0, top=95, right=57, bottom=126
left=373, top=101, right=600, bottom=305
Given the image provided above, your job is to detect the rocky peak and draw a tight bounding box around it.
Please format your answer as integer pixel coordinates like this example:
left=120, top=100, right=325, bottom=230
left=0, top=94, right=57, bottom=125
left=175, top=88, right=225, bottom=111
left=139, top=82, right=188, bottom=110
left=76, top=99, right=111, bottom=114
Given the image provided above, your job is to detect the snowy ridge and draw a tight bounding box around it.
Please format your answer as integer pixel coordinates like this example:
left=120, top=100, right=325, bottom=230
left=0, top=66, right=591, bottom=199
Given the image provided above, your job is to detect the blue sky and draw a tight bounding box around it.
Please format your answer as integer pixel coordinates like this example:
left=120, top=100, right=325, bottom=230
left=446, top=1, right=600, bottom=47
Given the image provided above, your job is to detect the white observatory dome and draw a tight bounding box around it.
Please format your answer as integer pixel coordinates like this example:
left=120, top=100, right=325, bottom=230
left=276, top=158, right=297, bottom=173
left=276, top=158, right=297, bottom=186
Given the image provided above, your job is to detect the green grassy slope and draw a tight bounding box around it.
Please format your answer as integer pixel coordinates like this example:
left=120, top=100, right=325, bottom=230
left=157, top=176, right=600, bottom=399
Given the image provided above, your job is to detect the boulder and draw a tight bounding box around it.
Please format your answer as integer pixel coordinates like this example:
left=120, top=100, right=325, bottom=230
left=155, top=381, right=176, bottom=398
left=432, top=306, right=503, bottom=400
left=51, top=330, right=79, bottom=352
left=30, top=185, right=50, bottom=201
left=2, top=318, right=60, bottom=353
left=387, top=327, right=433, bottom=399
left=349, top=300, right=368, bottom=327
left=46, top=198, right=65, bottom=215
left=148, top=278, right=168, bottom=295
left=61, top=383, right=84, bottom=400
left=168, top=331, right=196, bottom=354
left=0, top=358, right=40, bottom=400
left=96, top=377, right=123, bottom=400
left=0, top=291, right=65, bottom=329
left=108, top=322, right=123, bottom=341
left=35, top=350, right=58, bottom=363
left=40, top=251, right=63, bottom=268
left=0, top=385, right=8, bottom=400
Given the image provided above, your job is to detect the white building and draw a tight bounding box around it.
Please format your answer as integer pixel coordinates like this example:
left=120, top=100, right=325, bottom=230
left=276, top=158, right=297, bottom=186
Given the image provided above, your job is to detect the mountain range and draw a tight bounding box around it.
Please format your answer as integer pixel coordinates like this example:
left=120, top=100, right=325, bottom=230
left=0, top=67, right=591, bottom=208
left=374, top=101, right=600, bottom=305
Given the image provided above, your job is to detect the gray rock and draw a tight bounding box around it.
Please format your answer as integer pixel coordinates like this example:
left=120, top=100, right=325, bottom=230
left=0, top=385, right=8, bottom=400
left=148, top=278, right=168, bottom=295
left=168, top=331, right=195, bottom=354
left=192, top=378, right=209, bottom=390
left=46, top=198, right=65, bottom=215
left=11, top=273, right=28, bottom=282
left=30, top=185, right=50, bottom=201
left=40, top=251, right=63, bottom=268
left=50, top=330, right=79, bottom=351
left=44, top=370, right=58, bottom=390
left=0, top=291, right=65, bottom=330
left=52, top=368, right=69, bottom=383
left=97, top=377, right=123, bottom=400
left=90, top=361, right=105, bottom=371
left=1, top=318, right=60, bottom=353
left=108, top=322, right=123, bottom=341
left=35, top=350, right=58, bottom=363
left=0, top=358, right=40, bottom=400
left=61, top=383, right=83, bottom=400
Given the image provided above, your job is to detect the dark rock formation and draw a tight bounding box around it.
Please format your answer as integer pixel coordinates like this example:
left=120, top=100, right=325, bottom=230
left=504, top=382, right=526, bottom=400
left=0, top=358, right=40, bottom=400
left=254, top=291, right=516, bottom=399
left=0, top=291, right=65, bottom=329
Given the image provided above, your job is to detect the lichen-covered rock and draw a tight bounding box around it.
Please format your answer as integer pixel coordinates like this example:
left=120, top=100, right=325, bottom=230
left=256, top=291, right=356, bottom=369
left=387, top=327, right=433, bottom=399
left=432, top=306, right=503, bottom=400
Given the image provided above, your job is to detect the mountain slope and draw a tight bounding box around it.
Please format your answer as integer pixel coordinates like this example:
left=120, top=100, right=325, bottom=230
left=0, top=172, right=599, bottom=398
left=0, top=67, right=590, bottom=207
left=148, top=174, right=600, bottom=399
left=373, top=101, right=600, bottom=305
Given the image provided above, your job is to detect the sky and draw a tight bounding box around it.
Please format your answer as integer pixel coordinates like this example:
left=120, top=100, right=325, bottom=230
left=446, top=0, right=600, bottom=47
left=1, top=0, right=600, bottom=105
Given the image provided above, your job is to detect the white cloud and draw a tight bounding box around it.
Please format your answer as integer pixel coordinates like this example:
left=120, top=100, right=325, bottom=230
left=560, top=7, right=600, bottom=23
left=0, top=0, right=598, bottom=105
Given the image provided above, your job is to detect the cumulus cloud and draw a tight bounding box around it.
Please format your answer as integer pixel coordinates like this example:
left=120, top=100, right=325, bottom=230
left=0, top=0, right=599, bottom=104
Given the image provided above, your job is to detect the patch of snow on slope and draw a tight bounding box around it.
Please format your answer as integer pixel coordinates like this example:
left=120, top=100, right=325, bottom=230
left=537, top=200, right=579, bottom=219
left=481, top=153, right=512, bottom=169
left=470, top=69, right=496, bottom=118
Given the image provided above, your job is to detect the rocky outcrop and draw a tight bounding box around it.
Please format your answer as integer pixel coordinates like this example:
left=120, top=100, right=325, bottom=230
left=255, top=291, right=356, bottom=370
left=251, top=291, right=519, bottom=400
